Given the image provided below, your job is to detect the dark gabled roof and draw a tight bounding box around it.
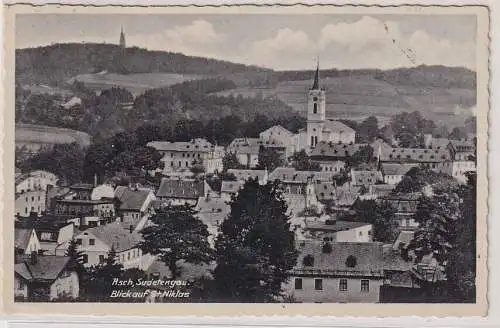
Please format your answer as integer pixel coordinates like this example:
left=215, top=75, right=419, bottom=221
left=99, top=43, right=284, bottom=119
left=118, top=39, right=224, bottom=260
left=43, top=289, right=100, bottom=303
left=379, top=147, right=451, bottom=163
left=15, top=228, right=34, bottom=250
left=381, top=163, right=419, bottom=176
left=351, top=170, right=383, bottom=186
left=15, top=256, right=71, bottom=281
left=294, top=241, right=385, bottom=277
left=157, top=178, right=206, bottom=200
left=309, top=142, right=365, bottom=159
left=115, top=186, right=152, bottom=211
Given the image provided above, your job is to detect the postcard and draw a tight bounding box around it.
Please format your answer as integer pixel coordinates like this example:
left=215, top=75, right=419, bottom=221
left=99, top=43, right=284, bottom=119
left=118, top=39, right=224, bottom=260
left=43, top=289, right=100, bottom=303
left=1, top=3, right=490, bottom=317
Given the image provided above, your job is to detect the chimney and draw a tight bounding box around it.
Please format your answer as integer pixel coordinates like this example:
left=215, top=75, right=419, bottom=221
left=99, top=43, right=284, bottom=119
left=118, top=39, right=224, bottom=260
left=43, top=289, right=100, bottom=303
left=30, top=251, right=38, bottom=265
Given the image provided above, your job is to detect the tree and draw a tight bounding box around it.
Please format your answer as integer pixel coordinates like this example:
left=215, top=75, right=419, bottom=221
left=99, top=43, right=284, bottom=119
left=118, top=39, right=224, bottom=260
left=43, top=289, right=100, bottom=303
left=346, top=145, right=375, bottom=167
left=349, top=199, right=398, bottom=243
left=88, top=247, right=124, bottom=300
left=18, top=142, right=85, bottom=184
left=357, top=116, right=379, bottom=143
left=394, top=166, right=458, bottom=194
left=409, top=192, right=461, bottom=264
left=445, top=173, right=476, bottom=302
left=449, top=126, right=467, bottom=140
left=213, top=179, right=297, bottom=302
left=291, top=150, right=321, bottom=171
left=257, top=147, right=285, bottom=172
left=222, top=152, right=245, bottom=172
left=139, top=204, right=213, bottom=279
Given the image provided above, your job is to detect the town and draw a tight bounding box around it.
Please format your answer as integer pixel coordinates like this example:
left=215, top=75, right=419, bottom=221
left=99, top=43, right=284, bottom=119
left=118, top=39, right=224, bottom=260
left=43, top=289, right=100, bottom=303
left=13, top=29, right=477, bottom=304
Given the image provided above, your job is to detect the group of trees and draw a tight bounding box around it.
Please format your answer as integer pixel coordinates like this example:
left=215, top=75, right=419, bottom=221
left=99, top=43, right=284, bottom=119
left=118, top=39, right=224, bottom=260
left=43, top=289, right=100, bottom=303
left=392, top=165, right=477, bottom=302
left=64, top=178, right=297, bottom=303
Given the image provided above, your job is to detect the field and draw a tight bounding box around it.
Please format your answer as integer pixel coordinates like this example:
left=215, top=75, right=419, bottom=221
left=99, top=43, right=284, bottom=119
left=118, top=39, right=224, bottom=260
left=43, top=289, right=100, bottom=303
left=69, top=72, right=206, bottom=97
left=215, top=74, right=476, bottom=128
left=15, top=123, right=92, bottom=148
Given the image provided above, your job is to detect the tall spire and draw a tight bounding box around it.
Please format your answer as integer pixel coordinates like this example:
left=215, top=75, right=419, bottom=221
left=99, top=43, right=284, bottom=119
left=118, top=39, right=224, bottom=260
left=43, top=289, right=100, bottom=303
left=311, top=57, right=320, bottom=90
left=119, top=26, right=126, bottom=48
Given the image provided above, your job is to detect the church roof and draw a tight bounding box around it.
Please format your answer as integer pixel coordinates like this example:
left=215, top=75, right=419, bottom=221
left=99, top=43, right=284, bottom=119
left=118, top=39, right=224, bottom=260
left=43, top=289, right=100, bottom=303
left=322, top=120, right=356, bottom=134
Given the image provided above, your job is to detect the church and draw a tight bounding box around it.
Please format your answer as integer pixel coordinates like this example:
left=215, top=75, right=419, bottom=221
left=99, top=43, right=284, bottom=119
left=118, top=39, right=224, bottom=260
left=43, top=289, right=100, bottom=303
left=296, top=64, right=356, bottom=153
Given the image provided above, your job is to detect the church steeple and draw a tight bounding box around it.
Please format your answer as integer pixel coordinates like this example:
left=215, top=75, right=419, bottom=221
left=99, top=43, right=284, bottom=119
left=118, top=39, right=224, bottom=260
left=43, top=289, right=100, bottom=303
left=311, top=59, right=320, bottom=90
left=119, top=27, right=126, bottom=48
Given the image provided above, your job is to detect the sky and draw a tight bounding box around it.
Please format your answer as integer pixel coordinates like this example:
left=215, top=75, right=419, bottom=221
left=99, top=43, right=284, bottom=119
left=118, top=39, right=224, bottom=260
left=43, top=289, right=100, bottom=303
left=16, top=14, right=477, bottom=70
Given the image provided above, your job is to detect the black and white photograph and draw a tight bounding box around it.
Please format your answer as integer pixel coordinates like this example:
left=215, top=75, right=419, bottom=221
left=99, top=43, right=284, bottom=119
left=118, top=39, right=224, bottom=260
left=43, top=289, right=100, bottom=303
left=4, top=4, right=488, bottom=314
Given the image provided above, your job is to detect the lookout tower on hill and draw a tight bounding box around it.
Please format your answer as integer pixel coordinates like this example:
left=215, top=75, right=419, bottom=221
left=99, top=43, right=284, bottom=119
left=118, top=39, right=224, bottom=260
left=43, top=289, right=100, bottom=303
left=119, top=27, right=126, bottom=48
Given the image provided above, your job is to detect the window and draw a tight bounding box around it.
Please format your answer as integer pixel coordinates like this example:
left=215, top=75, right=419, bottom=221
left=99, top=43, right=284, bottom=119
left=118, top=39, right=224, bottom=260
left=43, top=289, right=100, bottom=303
left=294, top=278, right=303, bottom=290
left=339, top=279, right=348, bottom=291
left=99, top=255, right=105, bottom=263
left=361, top=279, right=370, bottom=292
left=303, top=254, right=314, bottom=267
left=127, top=252, right=130, bottom=260
left=314, top=279, right=323, bottom=291
left=313, top=103, right=318, bottom=114
left=359, top=231, right=363, bottom=236
left=82, top=254, right=88, bottom=263
left=89, top=238, right=95, bottom=246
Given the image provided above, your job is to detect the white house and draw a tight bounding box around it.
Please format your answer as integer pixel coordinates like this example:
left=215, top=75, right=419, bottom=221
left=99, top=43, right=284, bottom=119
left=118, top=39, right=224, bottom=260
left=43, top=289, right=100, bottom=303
left=260, top=125, right=298, bottom=157
left=15, top=170, right=59, bottom=194
left=59, top=222, right=155, bottom=270
left=380, top=163, right=419, bottom=185
left=303, top=218, right=373, bottom=243
left=148, top=138, right=224, bottom=175
left=284, top=241, right=385, bottom=303
left=14, top=255, right=79, bottom=301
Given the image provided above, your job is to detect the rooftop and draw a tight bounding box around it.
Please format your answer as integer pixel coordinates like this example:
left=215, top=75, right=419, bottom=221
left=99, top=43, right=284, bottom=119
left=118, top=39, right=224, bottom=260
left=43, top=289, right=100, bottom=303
left=15, top=255, right=71, bottom=281
left=82, top=222, right=143, bottom=252
left=157, top=178, right=206, bottom=200
left=147, top=138, right=217, bottom=153
left=115, top=186, right=152, bottom=211
left=293, top=241, right=385, bottom=277
left=381, top=163, right=419, bottom=176
left=309, top=142, right=365, bottom=158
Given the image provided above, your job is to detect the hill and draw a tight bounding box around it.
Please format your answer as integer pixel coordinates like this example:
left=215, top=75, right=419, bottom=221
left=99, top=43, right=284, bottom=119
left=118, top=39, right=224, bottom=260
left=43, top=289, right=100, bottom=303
left=16, top=43, right=271, bottom=87
left=16, top=43, right=476, bottom=129
left=216, top=65, right=476, bottom=128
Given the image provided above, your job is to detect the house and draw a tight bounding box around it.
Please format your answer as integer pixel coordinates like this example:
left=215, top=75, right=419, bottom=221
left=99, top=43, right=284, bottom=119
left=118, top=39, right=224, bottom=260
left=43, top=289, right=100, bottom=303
left=316, top=184, right=361, bottom=214
left=380, top=163, right=419, bottom=185
left=15, top=170, right=59, bottom=194
left=375, top=142, right=452, bottom=169
left=28, top=220, right=76, bottom=255
left=60, top=222, right=155, bottom=269
left=259, top=125, right=298, bottom=157
left=366, top=184, right=396, bottom=199
left=147, top=138, right=224, bottom=175
left=309, top=142, right=364, bottom=173
left=284, top=241, right=385, bottom=303
left=227, top=169, right=268, bottom=184
left=448, top=139, right=475, bottom=161
left=268, top=167, right=324, bottom=216
left=14, top=255, right=79, bottom=301
left=438, top=160, right=476, bottom=184
left=350, top=169, right=383, bottom=187
left=220, top=180, right=244, bottom=202
left=381, top=193, right=421, bottom=231
left=303, top=218, right=373, bottom=243
left=226, top=138, right=260, bottom=168
left=15, top=189, right=47, bottom=217
left=156, top=177, right=209, bottom=206
left=15, top=228, right=41, bottom=255
left=114, top=185, right=155, bottom=223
